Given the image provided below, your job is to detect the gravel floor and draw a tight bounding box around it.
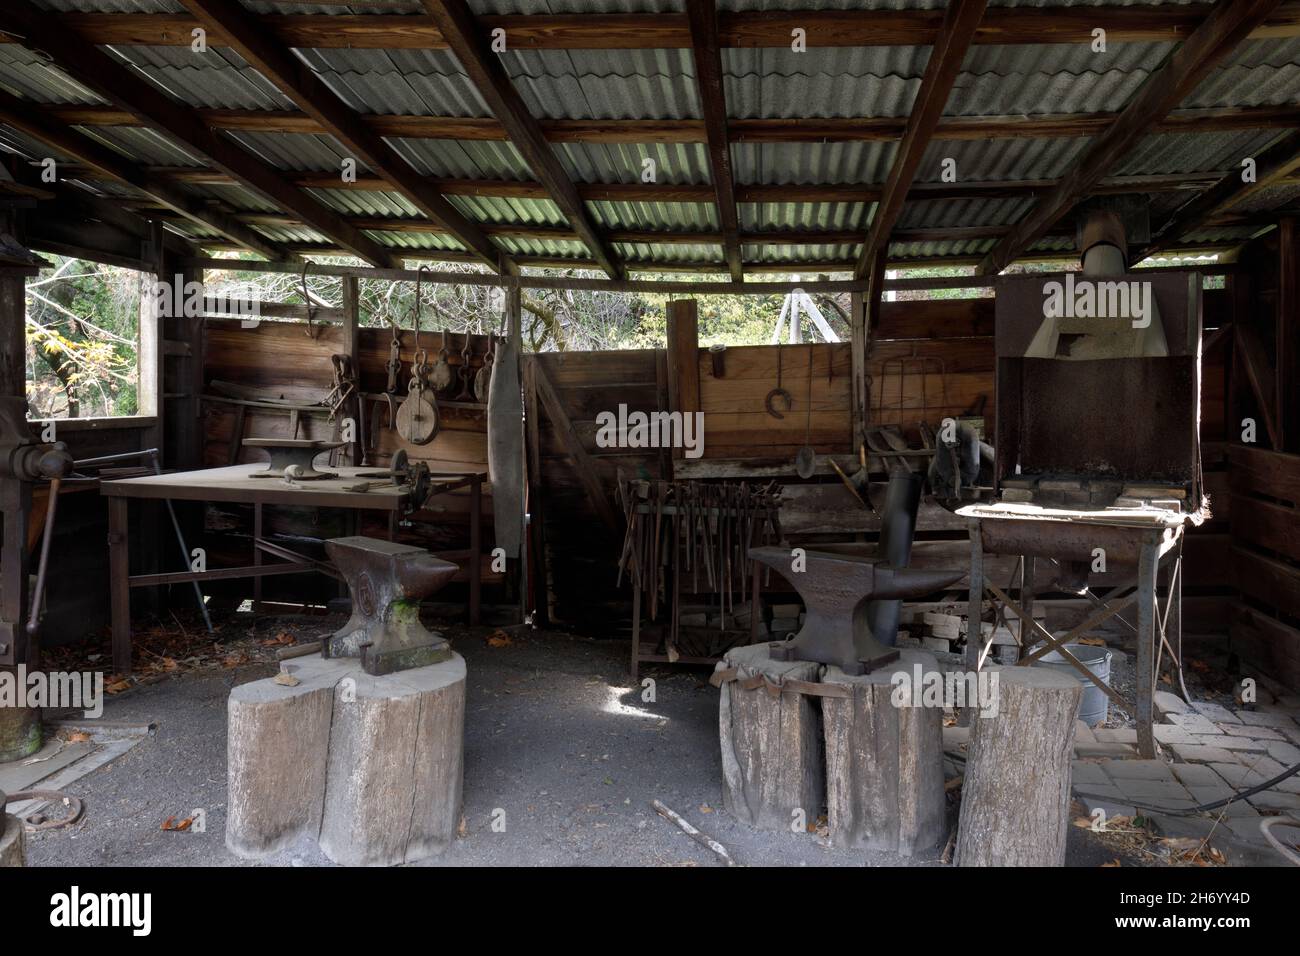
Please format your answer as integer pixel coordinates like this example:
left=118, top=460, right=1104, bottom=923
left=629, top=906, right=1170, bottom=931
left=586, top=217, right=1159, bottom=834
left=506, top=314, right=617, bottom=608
left=21, top=618, right=1133, bottom=867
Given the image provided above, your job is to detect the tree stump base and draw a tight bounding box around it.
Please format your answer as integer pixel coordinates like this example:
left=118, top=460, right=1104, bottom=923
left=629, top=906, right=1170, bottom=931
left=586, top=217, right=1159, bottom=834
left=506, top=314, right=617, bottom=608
left=821, top=650, right=946, bottom=855
left=955, top=665, right=1082, bottom=867
left=227, top=653, right=466, bottom=866
left=717, top=642, right=824, bottom=831
left=0, top=814, right=23, bottom=867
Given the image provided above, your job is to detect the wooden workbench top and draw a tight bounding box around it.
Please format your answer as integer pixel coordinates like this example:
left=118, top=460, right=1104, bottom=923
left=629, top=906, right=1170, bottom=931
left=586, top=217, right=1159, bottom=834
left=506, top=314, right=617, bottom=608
left=100, top=464, right=409, bottom=510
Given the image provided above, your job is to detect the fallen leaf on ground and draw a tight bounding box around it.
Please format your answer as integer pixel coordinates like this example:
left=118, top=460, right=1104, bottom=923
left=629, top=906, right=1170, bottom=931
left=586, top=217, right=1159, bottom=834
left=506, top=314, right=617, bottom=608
left=105, top=680, right=131, bottom=694
left=160, top=816, right=193, bottom=832
left=262, top=631, right=296, bottom=646
left=274, top=672, right=301, bottom=687
left=67, top=732, right=91, bottom=744
left=486, top=630, right=513, bottom=648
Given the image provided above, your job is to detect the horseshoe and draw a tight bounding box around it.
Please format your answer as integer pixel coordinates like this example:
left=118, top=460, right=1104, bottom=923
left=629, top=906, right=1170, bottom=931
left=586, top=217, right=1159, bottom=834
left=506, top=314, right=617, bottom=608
left=765, top=387, right=793, bottom=419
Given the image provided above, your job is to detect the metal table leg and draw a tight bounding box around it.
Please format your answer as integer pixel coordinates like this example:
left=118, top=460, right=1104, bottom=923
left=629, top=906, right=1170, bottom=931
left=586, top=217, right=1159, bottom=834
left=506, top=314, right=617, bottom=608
left=1136, top=535, right=1160, bottom=759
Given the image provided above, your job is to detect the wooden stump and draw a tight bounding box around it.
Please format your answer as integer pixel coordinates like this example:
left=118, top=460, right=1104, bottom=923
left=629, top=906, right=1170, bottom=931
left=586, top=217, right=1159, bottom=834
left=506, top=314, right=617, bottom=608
left=227, top=653, right=466, bottom=866
left=955, top=665, right=1082, bottom=867
left=717, top=642, right=824, bottom=831
left=0, top=814, right=23, bottom=867
left=822, top=650, right=946, bottom=855
left=318, top=659, right=467, bottom=866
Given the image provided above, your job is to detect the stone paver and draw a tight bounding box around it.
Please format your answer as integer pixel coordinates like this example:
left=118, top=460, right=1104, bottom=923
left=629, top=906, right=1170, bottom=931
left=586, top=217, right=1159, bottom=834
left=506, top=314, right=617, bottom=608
left=1171, top=762, right=1228, bottom=788
left=1101, top=759, right=1177, bottom=782
left=1153, top=724, right=1201, bottom=745
left=1194, top=701, right=1239, bottom=724
left=1113, top=778, right=1194, bottom=803
left=1199, top=736, right=1269, bottom=753
left=1078, top=790, right=1136, bottom=820
left=1236, top=710, right=1298, bottom=730
left=1154, top=690, right=1190, bottom=717
left=1070, top=761, right=1110, bottom=786
left=1075, top=742, right=1137, bottom=759
left=1169, top=743, right=1242, bottom=764
left=1186, top=788, right=1259, bottom=817
left=1247, top=791, right=1300, bottom=812
left=1266, top=740, right=1300, bottom=765
left=1218, top=723, right=1283, bottom=740
left=1094, top=728, right=1138, bottom=743
left=1168, top=712, right=1221, bottom=735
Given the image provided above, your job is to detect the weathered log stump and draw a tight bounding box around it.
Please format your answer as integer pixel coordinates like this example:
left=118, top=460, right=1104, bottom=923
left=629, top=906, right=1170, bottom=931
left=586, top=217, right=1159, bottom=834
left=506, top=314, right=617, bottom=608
left=717, top=642, right=824, bottom=831
left=0, top=813, right=23, bottom=867
left=821, top=650, right=946, bottom=855
left=227, top=653, right=466, bottom=866
left=955, top=665, right=1082, bottom=867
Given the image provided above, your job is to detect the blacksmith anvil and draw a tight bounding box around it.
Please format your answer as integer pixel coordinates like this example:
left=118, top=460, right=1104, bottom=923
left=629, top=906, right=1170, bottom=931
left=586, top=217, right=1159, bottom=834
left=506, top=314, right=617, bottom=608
left=749, top=546, right=965, bottom=675
left=323, top=536, right=457, bottom=676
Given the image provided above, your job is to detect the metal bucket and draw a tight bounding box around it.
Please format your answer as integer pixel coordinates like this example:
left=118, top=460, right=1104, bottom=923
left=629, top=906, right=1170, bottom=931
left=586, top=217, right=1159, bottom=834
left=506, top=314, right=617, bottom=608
left=1037, top=642, right=1113, bottom=727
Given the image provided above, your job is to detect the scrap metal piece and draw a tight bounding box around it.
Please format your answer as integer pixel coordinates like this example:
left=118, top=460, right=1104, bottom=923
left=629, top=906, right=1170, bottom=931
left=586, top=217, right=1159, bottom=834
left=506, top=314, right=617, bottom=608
left=324, top=536, right=457, bottom=676
left=749, top=545, right=965, bottom=675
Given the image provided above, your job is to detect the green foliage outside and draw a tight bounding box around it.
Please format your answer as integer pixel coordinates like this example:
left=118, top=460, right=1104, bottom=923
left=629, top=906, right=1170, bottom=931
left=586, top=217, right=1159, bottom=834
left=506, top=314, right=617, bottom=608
left=26, top=257, right=143, bottom=419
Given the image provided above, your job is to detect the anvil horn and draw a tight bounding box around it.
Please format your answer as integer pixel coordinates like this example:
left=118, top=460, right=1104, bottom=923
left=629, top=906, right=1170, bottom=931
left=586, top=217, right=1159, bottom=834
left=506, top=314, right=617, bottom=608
left=870, top=565, right=968, bottom=601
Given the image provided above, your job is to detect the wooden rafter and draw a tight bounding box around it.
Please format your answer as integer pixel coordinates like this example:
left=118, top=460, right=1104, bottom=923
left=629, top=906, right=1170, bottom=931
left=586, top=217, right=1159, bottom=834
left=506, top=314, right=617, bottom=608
left=68, top=167, right=1238, bottom=205
left=0, top=88, right=285, bottom=261
left=978, top=0, right=1287, bottom=276
left=12, top=5, right=1300, bottom=51
left=1145, top=129, right=1300, bottom=255
left=177, top=0, right=506, bottom=274
left=43, top=104, right=1300, bottom=146
left=687, top=0, right=742, bottom=281
left=854, top=0, right=990, bottom=280
left=0, top=1, right=399, bottom=269
left=421, top=0, right=622, bottom=280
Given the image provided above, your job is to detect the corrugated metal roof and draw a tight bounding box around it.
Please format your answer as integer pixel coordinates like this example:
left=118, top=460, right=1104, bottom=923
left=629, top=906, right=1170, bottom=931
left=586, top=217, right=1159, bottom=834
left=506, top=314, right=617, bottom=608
left=3, top=0, right=1297, bottom=272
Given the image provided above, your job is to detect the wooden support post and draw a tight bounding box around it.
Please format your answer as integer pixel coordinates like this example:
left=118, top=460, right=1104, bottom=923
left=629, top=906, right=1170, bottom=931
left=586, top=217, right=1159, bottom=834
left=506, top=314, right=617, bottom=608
left=108, top=496, right=131, bottom=675
left=955, top=666, right=1081, bottom=866
left=523, top=357, right=549, bottom=628
left=962, top=520, right=984, bottom=727
left=1279, top=216, right=1298, bottom=452
left=342, top=275, right=361, bottom=466
left=665, top=299, right=700, bottom=465
left=849, top=290, right=867, bottom=450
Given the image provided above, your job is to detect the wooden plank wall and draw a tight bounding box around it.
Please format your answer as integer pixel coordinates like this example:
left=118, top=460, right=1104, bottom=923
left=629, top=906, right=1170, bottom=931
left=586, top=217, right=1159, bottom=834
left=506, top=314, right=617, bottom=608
left=199, top=319, right=497, bottom=604
left=1228, top=445, right=1300, bottom=690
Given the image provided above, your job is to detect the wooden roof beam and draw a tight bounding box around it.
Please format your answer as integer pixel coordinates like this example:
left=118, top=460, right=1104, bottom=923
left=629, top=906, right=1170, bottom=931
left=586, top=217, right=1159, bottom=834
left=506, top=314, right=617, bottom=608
left=45, top=104, right=1300, bottom=145
left=687, top=0, right=743, bottom=281
left=421, top=0, right=622, bottom=280
left=0, top=88, right=286, bottom=261
left=978, top=0, right=1287, bottom=276
left=854, top=0, right=990, bottom=280
left=178, top=0, right=507, bottom=275
left=0, top=1, right=399, bottom=269
left=1144, top=129, right=1300, bottom=256
left=18, top=5, right=1300, bottom=51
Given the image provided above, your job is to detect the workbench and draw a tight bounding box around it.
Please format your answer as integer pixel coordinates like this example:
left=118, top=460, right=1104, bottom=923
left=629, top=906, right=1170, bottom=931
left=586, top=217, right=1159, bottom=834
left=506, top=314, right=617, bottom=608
left=957, top=501, right=1191, bottom=758
left=101, top=464, right=483, bottom=674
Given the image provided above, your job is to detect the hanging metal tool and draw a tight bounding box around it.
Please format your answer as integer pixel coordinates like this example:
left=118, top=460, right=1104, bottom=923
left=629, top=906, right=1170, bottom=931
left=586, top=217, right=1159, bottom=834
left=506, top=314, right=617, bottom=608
left=301, top=261, right=322, bottom=341
left=395, top=266, right=439, bottom=445
left=764, top=344, right=793, bottom=419
left=430, top=328, right=454, bottom=393
left=456, top=330, right=477, bottom=401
